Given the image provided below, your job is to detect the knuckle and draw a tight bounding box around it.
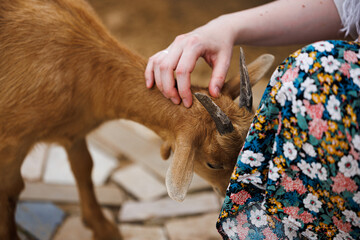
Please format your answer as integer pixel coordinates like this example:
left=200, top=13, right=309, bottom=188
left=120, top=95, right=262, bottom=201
left=159, top=63, right=169, bottom=72
left=174, top=34, right=186, bottom=42
left=155, top=80, right=163, bottom=90
left=187, top=35, right=200, bottom=45
left=163, top=83, right=172, bottom=92
left=178, top=88, right=190, bottom=98
left=175, top=67, right=187, bottom=76
left=213, top=75, right=225, bottom=82
left=148, top=55, right=156, bottom=63
left=163, top=89, right=174, bottom=98
left=168, top=88, right=179, bottom=98
left=153, top=58, right=162, bottom=66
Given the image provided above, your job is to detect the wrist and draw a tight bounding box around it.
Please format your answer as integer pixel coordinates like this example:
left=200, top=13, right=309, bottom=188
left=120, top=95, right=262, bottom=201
left=209, top=14, right=238, bottom=46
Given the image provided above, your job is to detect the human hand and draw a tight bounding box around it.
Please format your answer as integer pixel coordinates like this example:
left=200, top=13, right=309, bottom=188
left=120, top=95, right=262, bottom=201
left=145, top=16, right=235, bottom=108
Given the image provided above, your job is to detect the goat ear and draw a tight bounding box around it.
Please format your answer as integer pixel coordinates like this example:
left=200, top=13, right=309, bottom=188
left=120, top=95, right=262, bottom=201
left=247, top=53, right=275, bottom=86
left=165, top=138, right=195, bottom=202
left=222, top=49, right=275, bottom=100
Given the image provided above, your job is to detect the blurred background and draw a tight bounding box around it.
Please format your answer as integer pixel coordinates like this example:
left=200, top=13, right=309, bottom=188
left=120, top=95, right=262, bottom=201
left=87, top=0, right=302, bottom=106
left=17, top=0, right=302, bottom=239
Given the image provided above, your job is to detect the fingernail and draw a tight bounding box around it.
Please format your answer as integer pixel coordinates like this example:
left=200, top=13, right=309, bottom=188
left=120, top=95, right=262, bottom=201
left=146, top=79, right=151, bottom=88
left=214, top=86, right=220, bottom=97
left=183, top=98, right=191, bottom=108
left=171, top=97, right=180, bottom=105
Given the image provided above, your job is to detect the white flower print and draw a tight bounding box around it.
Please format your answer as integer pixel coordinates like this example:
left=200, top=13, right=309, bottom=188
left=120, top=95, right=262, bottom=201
left=343, top=210, right=357, bottom=222
left=338, top=155, right=360, bottom=177
left=222, top=219, right=237, bottom=238
left=303, top=193, right=322, bottom=213
left=321, top=55, right=341, bottom=73
left=283, top=216, right=301, bottom=229
left=276, top=82, right=298, bottom=106
left=275, top=88, right=287, bottom=106
left=311, top=162, right=328, bottom=181
left=270, top=69, right=282, bottom=86
left=334, top=231, right=354, bottom=240
left=237, top=172, right=262, bottom=184
left=312, top=41, right=334, bottom=52
left=350, top=68, right=360, bottom=88
left=302, top=229, right=318, bottom=240
left=284, top=225, right=297, bottom=240
left=343, top=210, right=360, bottom=227
left=268, top=161, right=280, bottom=181
left=272, top=141, right=277, bottom=154
left=283, top=216, right=300, bottom=240
left=298, top=160, right=316, bottom=179
left=292, top=99, right=306, bottom=116
left=352, top=134, right=360, bottom=152
left=353, top=191, right=360, bottom=205
left=295, top=53, right=314, bottom=72
left=302, top=143, right=317, bottom=157
left=241, top=150, right=265, bottom=167
left=326, top=95, right=341, bottom=121
left=249, top=209, right=267, bottom=227
left=283, top=142, right=297, bottom=161
left=300, top=77, right=317, bottom=100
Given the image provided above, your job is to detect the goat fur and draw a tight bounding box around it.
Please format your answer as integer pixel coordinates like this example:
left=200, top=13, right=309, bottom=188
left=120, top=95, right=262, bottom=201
left=0, top=0, right=274, bottom=239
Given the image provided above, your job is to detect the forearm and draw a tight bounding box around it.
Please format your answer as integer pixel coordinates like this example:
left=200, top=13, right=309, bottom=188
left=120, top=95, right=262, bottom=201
left=218, top=0, right=344, bottom=46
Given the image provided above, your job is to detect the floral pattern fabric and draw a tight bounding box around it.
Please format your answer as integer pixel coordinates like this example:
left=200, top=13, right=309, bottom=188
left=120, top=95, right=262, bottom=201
left=217, top=40, right=360, bottom=240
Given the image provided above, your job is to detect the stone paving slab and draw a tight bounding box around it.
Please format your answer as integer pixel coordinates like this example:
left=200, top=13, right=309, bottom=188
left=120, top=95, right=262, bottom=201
left=89, top=120, right=169, bottom=178
left=20, top=182, right=126, bottom=206
left=111, top=164, right=167, bottom=201
left=165, top=213, right=221, bottom=240
left=53, top=216, right=92, bottom=240
left=53, top=208, right=115, bottom=240
left=119, top=192, right=220, bottom=222
left=89, top=120, right=211, bottom=192
left=119, top=224, right=167, bottom=240
left=15, top=202, right=65, bottom=240
left=21, top=143, right=49, bottom=181
left=43, top=143, right=118, bottom=186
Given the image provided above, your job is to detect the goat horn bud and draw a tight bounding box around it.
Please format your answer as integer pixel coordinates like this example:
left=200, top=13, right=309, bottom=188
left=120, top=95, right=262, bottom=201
left=239, top=47, right=253, bottom=111
left=194, top=92, right=234, bottom=135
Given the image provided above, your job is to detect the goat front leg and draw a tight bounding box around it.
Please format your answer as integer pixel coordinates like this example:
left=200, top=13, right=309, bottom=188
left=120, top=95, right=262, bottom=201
left=65, top=139, right=121, bottom=240
left=0, top=147, right=25, bottom=240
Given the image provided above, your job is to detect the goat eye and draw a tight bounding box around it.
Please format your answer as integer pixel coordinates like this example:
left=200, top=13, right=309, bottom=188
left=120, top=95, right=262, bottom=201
left=207, top=163, right=223, bottom=170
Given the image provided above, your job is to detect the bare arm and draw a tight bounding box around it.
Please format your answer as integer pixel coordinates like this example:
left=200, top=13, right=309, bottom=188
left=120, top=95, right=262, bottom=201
left=145, top=0, right=343, bottom=108
left=228, top=0, right=343, bottom=46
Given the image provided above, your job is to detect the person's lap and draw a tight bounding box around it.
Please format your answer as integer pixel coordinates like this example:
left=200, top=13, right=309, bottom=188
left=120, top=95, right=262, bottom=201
left=218, top=40, right=360, bottom=240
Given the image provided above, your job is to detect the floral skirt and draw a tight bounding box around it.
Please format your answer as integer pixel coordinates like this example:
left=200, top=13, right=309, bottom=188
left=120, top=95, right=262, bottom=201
left=217, top=40, right=360, bottom=240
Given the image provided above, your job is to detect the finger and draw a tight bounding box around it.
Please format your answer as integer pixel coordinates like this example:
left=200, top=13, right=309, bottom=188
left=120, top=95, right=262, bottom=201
left=160, top=48, right=183, bottom=104
left=154, top=57, right=164, bottom=93
left=208, top=53, right=230, bottom=98
left=146, top=50, right=168, bottom=90
left=145, top=57, right=155, bottom=88
left=176, top=49, right=201, bottom=108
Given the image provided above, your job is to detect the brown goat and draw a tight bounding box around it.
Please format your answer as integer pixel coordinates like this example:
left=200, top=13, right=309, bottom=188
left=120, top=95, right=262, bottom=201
left=0, top=0, right=274, bottom=239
